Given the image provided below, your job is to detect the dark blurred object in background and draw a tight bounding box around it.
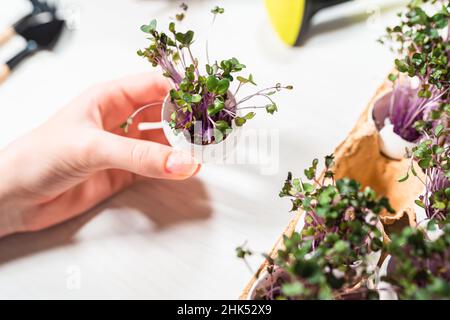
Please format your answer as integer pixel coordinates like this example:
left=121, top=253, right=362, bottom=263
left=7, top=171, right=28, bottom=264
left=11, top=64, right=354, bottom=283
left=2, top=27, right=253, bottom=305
left=0, top=0, right=57, bottom=46
left=265, top=0, right=351, bottom=46
left=0, top=0, right=65, bottom=84
left=29, top=0, right=56, bottom=14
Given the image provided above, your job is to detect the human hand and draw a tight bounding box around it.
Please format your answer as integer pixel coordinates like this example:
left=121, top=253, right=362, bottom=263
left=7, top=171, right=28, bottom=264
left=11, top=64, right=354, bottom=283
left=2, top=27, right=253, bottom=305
left=0, top=73, right=200, bottom=238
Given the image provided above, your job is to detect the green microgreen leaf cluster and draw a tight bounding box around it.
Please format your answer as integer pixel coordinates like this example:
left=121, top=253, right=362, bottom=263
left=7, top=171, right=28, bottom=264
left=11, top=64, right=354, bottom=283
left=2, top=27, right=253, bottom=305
left=380, top=0, right=450, bottom=142
left=382, top=225, right=450, bottom=299
left=382, top=0, right=450, bottom=96
left=402, top=102, right=450, bottom=223
left=239, top=156, right=394, bottom=300
left=382, top=0, right=450, bottom=224
left=239, top=154, right=449, bottom=300
left=123, top=4, right=293, bottom=145
left=236, top=0, right=450, bottom=301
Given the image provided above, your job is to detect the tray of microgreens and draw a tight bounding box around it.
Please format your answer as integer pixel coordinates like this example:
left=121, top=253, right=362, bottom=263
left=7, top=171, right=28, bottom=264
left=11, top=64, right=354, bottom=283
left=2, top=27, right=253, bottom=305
left=238, top=0, right=449, bottom=300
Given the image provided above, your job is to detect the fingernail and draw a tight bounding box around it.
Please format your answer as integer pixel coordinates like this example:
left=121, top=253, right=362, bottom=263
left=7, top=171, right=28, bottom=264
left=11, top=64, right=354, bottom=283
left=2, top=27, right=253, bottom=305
left=165, top=152, right=198, bottom=176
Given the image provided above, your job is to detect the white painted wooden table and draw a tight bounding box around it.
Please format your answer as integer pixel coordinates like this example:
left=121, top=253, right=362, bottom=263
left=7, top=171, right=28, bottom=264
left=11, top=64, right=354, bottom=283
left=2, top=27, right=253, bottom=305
left=0, top=0, right=405, bottom=299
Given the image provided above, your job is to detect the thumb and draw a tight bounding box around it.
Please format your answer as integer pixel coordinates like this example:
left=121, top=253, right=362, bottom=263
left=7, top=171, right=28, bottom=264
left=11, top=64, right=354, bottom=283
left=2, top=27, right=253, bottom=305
left=95, top=132, right=199, bottom=180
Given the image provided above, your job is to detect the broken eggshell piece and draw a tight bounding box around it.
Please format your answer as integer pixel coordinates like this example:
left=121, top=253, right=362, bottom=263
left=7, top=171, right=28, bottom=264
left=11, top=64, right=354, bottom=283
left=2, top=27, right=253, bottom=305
left=376, top=255, right=398, bottom=300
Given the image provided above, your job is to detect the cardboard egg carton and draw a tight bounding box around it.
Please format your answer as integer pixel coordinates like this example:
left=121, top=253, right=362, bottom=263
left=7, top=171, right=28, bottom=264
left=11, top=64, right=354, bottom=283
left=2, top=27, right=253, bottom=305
left=240, top=81, right=424, bottom=299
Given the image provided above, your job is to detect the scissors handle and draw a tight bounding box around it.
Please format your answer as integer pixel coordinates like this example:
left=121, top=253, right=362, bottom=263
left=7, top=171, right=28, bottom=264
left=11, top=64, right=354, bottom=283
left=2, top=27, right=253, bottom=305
left=0, top=41, right=38, bottom=84
left=0, top=64, right=10, bottom=84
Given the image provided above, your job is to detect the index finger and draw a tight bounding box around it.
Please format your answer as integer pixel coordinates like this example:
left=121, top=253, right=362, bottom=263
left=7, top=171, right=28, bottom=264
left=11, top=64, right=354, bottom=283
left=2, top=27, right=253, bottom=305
left=95, top=73, right=171, bottom=121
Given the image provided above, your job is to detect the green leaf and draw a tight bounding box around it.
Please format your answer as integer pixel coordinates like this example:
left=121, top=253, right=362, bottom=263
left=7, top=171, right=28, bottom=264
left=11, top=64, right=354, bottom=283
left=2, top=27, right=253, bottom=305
left=237, top=74, right=257, bottom=86
left=243, top=112, right=256, bottom=120
left=427, top=219, right=438, bottom=231
left=206, top=76, right=219, bottom=92
left=388, top=73, right=398, bottom=82
left=333, top=240, right=349, bottom=253
left=302, top=182, right=314, bottom=193
left=395, top=59, right=409, bottom=72
left=304, top=168, right=315, bottom=180
left=418, top=158, right=431, bottom=169
left=184, top=30, right=194, bottom=44
left=206, top=64, right=213, bottom=75
left=236, top=76, right=248, bottom=84
left=435, top=124, right=444, bottom=137
left=398, top=172, right=409, bottom=182
left=169, top=22, right=176, bottom=33
left=191, top=94, right=202, bottom=103
left=248, top=74, right=257, bottom=85
left=141, top=19, right=157, bottom=33
left=234, top=117, right=246, bottom=127
left=325, top=154, right=334, bottom=168
left=415, top=200, right=425, bottom=209
left=445, top=187, right=450, bottom=197
left=175, top=30, right=194, bottom=45
left=170, top=89, right=181, bottom=100
left=211, top=6, right=225, bottom=15
left=266, top=104, right=278, bottom=114
left=186, top=70, right=195, bottom=82
left=235, top=245, right=251, bottom=259
left=175, top=13, right=185, bottom=22
left=207, top=99, right=225, bottom=116
left=418, top=89, right=432, bottom=98
left=216, top=78, right=230, bottom=95
left=282, top=282, right=303, bottom=297
left=215, top=120, right=230, bottom=132
left=182, top=93, right=193, bottom=103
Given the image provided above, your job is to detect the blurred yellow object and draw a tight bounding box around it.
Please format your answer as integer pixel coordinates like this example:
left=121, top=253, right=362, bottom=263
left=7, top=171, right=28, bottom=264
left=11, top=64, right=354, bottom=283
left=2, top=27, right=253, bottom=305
left=265, top=0, right=351, bottom=46
left=264, top=0, right=305, bottom=46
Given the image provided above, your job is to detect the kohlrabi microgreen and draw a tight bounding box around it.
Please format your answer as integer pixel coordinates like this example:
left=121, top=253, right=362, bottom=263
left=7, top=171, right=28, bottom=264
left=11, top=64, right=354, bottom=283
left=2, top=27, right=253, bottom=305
left=380, top=0, right=450, bottom=142
left=122, top=4, right=292, bottom=145
left=278, top=155, right=392, bottom=260
left=238, top=156, right=394, bottom=300
left=382, top=225, right=450, bottom=300
left=383, top=0, right=449, bottom=224
left=401, top=102, right=450, bottom=224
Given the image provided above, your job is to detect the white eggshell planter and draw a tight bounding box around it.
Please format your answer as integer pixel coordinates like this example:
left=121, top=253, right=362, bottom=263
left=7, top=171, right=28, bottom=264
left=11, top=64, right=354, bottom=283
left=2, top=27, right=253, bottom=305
left=376, top=255, right=398, bottom=300
left=139, top=94, right=241, bottom=164
left=369, top=90, right=416, bottom=160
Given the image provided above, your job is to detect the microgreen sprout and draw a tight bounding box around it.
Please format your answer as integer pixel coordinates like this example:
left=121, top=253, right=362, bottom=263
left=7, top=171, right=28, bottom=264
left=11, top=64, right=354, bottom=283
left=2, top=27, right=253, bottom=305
left=279, top=155, right=392, bottom=259
left=380, top=0, right=450, bottom=142
left=123, top=6, right=292, bottom=145
left=239, top=156, right=395, bottom=300
left=236, top=241, right=254, bottom=274
left=382, top=0, right=449, bottom=224
left=382, top=225, right=450, bottom=299
left=400, top=102, right=449, bottom=224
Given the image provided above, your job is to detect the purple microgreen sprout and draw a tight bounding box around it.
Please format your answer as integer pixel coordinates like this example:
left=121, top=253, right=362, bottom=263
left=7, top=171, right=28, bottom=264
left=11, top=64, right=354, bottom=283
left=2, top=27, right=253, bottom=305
left=383, top=225, right=450, bottom=299
left=400, top=103, right=449, bottom=224
left=123, top=6, right=293, bottom=145
left=380, top=0, right=450, bottom=142
left=238, top=156, right=394, bottom=300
